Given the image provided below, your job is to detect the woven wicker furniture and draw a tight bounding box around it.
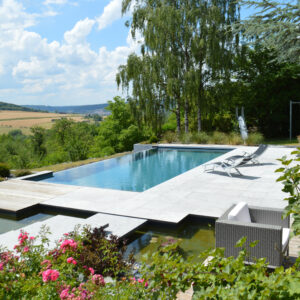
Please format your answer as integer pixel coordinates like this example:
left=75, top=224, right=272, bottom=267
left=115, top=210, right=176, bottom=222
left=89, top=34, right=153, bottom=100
left=216, top=203, right=290, bottom=268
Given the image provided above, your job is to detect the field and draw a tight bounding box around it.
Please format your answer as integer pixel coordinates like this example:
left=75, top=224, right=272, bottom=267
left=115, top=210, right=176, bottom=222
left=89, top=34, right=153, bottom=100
left=0, top=110, right=84, bottom=134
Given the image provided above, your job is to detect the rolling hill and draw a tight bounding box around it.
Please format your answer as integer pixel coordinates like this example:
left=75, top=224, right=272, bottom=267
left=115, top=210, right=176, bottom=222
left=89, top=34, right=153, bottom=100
left=0, top=101, right=40, bottom=112
left=24, top=104, right=108, bottom=115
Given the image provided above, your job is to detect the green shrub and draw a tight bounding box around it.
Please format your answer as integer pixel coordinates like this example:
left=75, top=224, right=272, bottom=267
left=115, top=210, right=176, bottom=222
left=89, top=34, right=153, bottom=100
left=0, top=163, right=10, bottom=177
left=0, top=225, right=134, bottom=299
left=191, top=132, right=210, bottom=144
left=228, top=132, right=244, bottom=145
left=100, top=146, right=115, bottom=156
left=78, top=226, right=134, bottom=277
left=247, top=132, right=264, bottom=145
left=179, top=132, right=193, bottom=144
left=148, top=135, right=158, bottom=143
left=162, top=131, right=178, bottom=143
left=13, top=169, right=32, bottom=177
left=209, top=131, right=229, bottom=144
left=161, top=113, right=177, bottom=132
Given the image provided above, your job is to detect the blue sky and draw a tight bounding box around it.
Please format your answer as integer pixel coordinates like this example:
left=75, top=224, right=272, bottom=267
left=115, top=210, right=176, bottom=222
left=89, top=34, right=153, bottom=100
left=0, top=0, right=279, bottom=106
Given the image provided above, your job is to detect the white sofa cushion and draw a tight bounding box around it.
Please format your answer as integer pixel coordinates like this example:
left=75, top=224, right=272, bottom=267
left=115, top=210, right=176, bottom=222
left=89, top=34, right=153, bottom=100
left=228, top=202, right=251, bottom=223
left=282, top=228, right=290, bottom=250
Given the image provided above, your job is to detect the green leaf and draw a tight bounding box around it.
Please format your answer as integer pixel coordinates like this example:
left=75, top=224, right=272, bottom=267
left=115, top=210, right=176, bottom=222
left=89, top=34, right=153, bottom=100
left=235, top=237, right=247, bottom=248
left=249, top=240, right=259, bottom=248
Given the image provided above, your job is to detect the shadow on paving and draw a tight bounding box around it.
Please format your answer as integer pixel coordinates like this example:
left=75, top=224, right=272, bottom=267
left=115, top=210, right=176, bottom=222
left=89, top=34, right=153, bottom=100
left=239, top=162, right=276, bottom=168
left=210, top=171, right=260, bottom=180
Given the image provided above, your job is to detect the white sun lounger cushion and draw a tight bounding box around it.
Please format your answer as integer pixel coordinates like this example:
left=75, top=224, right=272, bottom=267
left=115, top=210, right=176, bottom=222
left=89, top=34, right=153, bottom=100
left=282, top=228, right=290, bottom=250
left=228, top=202, right=251, bottom=223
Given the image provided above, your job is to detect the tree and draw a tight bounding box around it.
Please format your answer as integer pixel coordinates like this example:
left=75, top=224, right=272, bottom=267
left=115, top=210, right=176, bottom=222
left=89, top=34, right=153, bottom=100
left=238, top=0, right=300, bottom=64
left=119, top=0, right=240, bottom=133
left=30, top=126, right=46, bottom=157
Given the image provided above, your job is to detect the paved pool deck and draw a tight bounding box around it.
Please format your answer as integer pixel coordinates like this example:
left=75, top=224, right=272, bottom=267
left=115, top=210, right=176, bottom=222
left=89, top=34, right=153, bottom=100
left=0, top=144, right=298, bottom=253
left=41, top=145, right=293, bottom=223
left=0, top=144, right=295, bottom=222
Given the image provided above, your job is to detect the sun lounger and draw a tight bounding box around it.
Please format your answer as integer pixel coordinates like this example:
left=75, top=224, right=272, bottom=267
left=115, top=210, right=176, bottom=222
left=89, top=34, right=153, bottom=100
left=226, top=144, right=268, bottom=165
left=204, top=156, right=251, bottom=177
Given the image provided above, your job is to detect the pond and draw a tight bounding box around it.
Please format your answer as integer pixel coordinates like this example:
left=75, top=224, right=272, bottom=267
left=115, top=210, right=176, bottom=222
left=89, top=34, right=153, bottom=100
left=125, top=217, right=215, bottom=263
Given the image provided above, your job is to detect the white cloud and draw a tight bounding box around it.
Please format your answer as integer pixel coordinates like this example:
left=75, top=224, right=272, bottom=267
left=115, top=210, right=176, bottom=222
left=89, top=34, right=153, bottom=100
left=0, top=0, right=36, bottom=29
left=43, top=0, right=68, bottom=5
left=0, top=0, right=139, bottom=105
left=96, top=0, right=122, bottom=30
left=64, top=18, right=95, bottom=45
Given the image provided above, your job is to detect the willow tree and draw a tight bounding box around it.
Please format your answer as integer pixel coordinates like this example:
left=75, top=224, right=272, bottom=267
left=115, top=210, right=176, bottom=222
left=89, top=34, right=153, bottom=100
left=117, top=53, right=167, bottom=135
left=119, top=0, right=240, bottom=133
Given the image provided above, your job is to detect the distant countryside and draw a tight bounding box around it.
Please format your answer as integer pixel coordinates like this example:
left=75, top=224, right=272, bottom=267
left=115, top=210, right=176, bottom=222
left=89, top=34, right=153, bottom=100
left=0, top=111, right=84, bottom=135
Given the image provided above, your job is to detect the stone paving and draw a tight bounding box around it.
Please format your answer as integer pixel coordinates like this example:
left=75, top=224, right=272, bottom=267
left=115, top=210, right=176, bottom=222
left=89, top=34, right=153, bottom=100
left=0, top=144, right=297, bottom=255
left=42, top=145, right=293, bottom=223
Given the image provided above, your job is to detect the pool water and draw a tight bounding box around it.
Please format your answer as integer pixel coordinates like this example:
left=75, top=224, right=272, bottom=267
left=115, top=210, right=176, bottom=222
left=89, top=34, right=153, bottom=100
left=125, top=217, right=215, bottom=263
left=0, top=213, right=53, bottom=235
left=41, top=148, right=228, bottom=192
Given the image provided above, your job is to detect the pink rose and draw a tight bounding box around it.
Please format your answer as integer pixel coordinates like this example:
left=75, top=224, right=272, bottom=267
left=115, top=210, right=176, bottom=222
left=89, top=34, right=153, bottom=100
left=60, top=288, right=69, bottom=299
left=42, top=269, right=59, bottom=282
left=30, top=236, right=35, bottom=240
left=88, top=267, right=94, bottom=275
left=0, top=262, right=3, bottom=270
left=72, top=259, right=77, bottom=265
left=67, top=257, right=74, bottom=263
left=23, top=246, right=29, bottom=253
left=41, top=259, right=51, bottom=265
left=92, top=274, right=105, bottom=286
left=50, top=269, right=59, bottom=281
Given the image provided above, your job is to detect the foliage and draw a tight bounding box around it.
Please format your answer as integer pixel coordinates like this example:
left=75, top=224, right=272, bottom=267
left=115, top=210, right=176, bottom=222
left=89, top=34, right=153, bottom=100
left=0, top=163, right=10, bottom=178
left=77, top=226, right=134, bottom=278
left=233, top=47, right=300, bottom=138
left=161, top=130, right=265, bottom=146
left=0, top=225, right=134, bottom=299
left=12, top=169, right=32, bottom=177
left=118, top=0, right=240, bottom=133
left=0, top=101, right=39, bottom=112
left=276, top=148, right=300, bottom=237
left=0, top=97, right=145, bottom=170
left=238, top=0, right=300, bottom=64
left=191, top=132, right=210, bottom=144
left=246, top=132, right=264, bottom=146
left=209, top=131, right=229, bottom=145
left=161, top=131, right=179, bottom=144
left=148, top=135, right=158, bottom=144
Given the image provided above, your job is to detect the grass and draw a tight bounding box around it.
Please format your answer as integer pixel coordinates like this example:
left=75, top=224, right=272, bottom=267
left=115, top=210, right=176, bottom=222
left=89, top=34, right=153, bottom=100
left=32, top=152, right=131, bottom=173
left=265, top=138, right=299, bottom=146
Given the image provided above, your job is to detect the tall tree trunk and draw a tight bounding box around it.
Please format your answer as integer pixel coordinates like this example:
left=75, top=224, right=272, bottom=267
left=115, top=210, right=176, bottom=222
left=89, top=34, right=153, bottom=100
left=197, top=83, right=202, bottom=132
left=184, top=98, right=189, bottom=133
left=197, top=100, right=201, bottom=132
left=176, top=99, right=181, bottom=134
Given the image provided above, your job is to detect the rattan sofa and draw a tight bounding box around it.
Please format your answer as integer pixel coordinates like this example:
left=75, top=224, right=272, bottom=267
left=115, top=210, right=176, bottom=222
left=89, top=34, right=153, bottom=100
left=216, top=203, right=290, bottom=268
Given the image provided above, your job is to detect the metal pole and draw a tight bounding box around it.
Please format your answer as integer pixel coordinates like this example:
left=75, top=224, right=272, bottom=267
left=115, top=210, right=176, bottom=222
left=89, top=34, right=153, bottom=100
left=290, top=101, right=292, bottom=140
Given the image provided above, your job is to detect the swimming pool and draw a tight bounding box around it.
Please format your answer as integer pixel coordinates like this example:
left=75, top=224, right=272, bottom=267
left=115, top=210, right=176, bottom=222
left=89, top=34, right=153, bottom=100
left=41, top=148, right=229, bottom=192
